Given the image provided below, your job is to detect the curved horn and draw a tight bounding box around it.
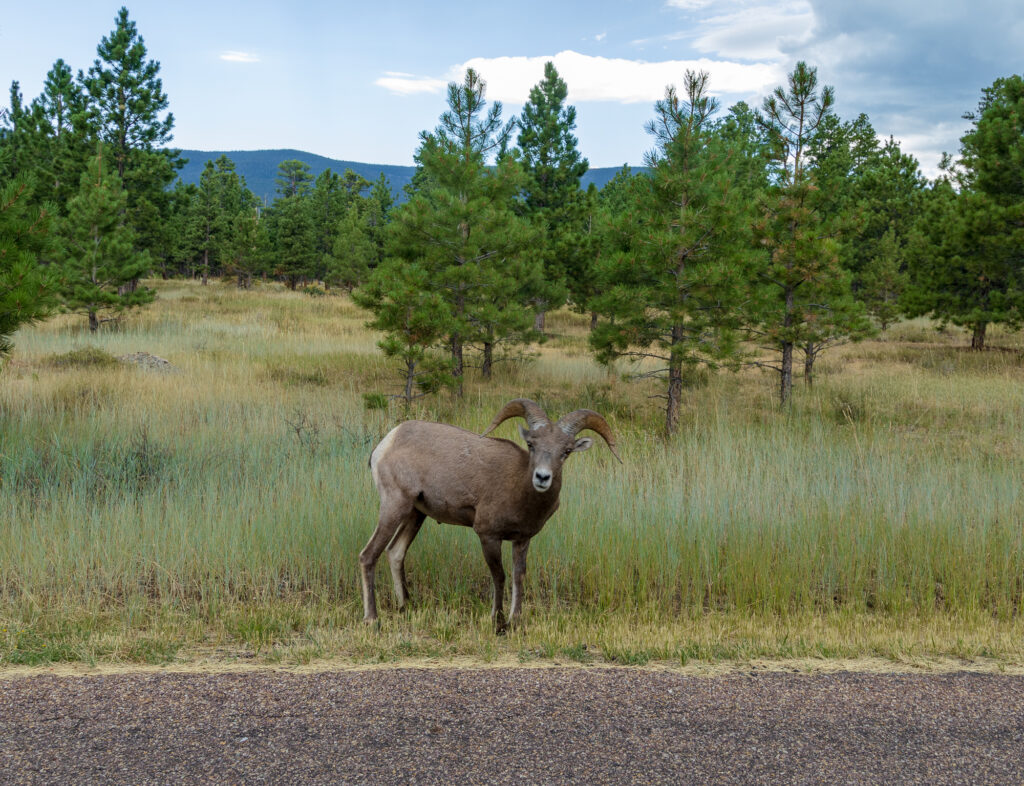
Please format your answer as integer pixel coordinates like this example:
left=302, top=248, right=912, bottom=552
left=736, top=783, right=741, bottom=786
left=557, top=410, right=623, bottom=463
left=481, top=398, right=550, bottom=436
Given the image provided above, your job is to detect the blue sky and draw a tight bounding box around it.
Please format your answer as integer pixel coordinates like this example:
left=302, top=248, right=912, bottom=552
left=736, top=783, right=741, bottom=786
left=2, top=1, right=1021, bottom=177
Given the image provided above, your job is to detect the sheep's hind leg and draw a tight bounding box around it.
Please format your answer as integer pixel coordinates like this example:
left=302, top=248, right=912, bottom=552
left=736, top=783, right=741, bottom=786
left=359, top=501, right=411, bottom=624
left=386, top=512, right=425, bottom=611
left=478, top=534, right=507, bottom=634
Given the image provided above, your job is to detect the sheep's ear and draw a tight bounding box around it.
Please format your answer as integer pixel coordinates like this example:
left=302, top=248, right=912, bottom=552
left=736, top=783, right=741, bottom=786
left=518, top=424, right=530, bottom=442
left=573, top=437, right=593, bottom=452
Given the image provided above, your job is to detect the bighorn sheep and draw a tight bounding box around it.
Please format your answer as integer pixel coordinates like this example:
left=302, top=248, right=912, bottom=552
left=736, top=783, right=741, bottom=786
left=360, top=398, right=621, bottom=633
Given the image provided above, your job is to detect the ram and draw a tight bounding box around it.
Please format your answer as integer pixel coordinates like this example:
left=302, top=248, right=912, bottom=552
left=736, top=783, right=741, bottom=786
left=360, top=398, right=621, bottom=632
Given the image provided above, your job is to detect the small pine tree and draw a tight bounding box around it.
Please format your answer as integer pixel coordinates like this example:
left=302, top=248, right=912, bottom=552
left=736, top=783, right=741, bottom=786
left=56, top=146, right=153, bottom=331
left=353, top=260, right=452, bottom=408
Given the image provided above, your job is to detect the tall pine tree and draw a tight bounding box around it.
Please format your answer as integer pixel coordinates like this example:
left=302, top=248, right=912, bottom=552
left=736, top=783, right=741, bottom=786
left=590, top=71, right=751, bottom=434
left=749, top=62, right=868, bottom=404
left=516, top=62, right=587, bottom=329
left=82, top=6, right=181, bottom=264
left=382, top=68, right=539, bottom=392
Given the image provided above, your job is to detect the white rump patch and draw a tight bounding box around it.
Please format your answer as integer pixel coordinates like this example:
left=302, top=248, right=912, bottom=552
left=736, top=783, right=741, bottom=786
left=370, top=426, right=401, bottom=490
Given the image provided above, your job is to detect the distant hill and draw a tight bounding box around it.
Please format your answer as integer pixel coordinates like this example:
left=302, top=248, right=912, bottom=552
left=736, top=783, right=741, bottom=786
left=175, top=149, right=638, bottom=203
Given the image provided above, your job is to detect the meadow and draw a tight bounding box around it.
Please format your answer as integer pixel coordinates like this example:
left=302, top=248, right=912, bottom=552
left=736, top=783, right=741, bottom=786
left=2, top=279, right=1023, bottom=669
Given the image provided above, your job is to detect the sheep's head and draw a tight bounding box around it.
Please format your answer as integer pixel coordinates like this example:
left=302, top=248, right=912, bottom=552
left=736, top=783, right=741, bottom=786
left=481, top=398, right=622, bottom=493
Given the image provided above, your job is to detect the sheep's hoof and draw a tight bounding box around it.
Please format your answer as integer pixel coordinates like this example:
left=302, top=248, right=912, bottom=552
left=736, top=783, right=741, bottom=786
left=363, top=616, right=380, bottom=630
left=493, top=613, right=508, bottom=636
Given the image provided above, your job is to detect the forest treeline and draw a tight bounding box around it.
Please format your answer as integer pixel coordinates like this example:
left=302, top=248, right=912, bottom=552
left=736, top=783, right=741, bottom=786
left=2, top=7, right=1022, bottom=431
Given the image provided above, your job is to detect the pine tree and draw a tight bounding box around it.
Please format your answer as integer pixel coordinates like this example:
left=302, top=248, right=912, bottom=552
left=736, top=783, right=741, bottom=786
left=274, top=159, right=313, bottom=198
left=0, top=83, right=39, bottom=182
left=385, top=68, right=538, bottom=393
left=860, top=225, right=906, bottom=330
left=267, top=191, right=316, bottom=289
left=308, top=168, right=368, bottom=281
left=845, top=137, right=925, bottom=304
left=352, top=260, right=452, bottom=408
left=81, top=6, right=181, bottom=264
left=904, top=75, right=1024, bottom=349
left=809, top=115, right=925, bottom=326
left=515, top=62, right=587, bottom=329
left=30, top=59, right=93, bottom=206
left=55, top=146, right=153, bottom=331
left=328, top=203, right=375, bottom=291
left=749, top=62, right=869, bottom=404
left=364, top=173, right=394, bottom=268
left=0, top=178, right=58, bottom=361
left=82, top=7, right=174, bottom=179
left=189, top=160, right=226, bottom=284
left=181, top=155, right=254, bottom=284
left=590, top=71, right=751, bottom=434
left=224, top=206, right=268, bottom=289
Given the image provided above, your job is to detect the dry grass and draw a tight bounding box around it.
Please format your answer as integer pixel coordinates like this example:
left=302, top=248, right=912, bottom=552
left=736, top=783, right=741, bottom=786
left=2, top=281, right=1024, bottom=670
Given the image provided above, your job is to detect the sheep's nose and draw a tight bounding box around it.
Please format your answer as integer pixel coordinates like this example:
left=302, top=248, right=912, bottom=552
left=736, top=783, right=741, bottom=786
left=534, top=470, right=551, bottom=484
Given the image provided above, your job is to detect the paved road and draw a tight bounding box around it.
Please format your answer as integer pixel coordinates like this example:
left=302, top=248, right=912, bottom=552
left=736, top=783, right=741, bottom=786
left=1, top=667, right=1023, bottom=784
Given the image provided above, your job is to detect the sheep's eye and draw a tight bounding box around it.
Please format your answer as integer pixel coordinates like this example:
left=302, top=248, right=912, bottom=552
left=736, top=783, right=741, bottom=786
left=526, top=441, right=534, bottom=450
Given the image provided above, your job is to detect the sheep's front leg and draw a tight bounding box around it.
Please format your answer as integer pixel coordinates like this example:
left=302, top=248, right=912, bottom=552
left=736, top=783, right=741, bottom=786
left=509, top=538, right=530, bottom=627
left=478, top=534, right=507, bottom=634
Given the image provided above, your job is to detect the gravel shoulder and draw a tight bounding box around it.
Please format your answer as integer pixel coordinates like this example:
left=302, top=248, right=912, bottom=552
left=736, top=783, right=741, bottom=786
left=2, top=665, right=1023, bottom=784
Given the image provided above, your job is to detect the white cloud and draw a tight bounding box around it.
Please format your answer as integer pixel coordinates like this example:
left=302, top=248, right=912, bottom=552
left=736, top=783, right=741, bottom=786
left=665, top=0, right=715, bottom=9
left=378, top=51, right=783, bottom=105
left=219, top=51, right=260, bottom=63
left=594, top=32, right=607, bottom=42
left=375, top=72, right=449, bottom=95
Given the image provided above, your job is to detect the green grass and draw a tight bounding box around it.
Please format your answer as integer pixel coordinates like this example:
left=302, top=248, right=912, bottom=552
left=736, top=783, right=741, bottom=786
left=2, top=280, right=1024, bottom=668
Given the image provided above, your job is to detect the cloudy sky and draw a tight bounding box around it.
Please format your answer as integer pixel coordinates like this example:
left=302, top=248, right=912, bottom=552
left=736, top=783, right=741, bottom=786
left=2, top=1, right=1021, bottom=177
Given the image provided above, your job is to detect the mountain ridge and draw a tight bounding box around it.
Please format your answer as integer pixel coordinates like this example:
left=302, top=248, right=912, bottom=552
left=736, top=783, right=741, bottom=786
left=175, top=148, right=637, bottom=202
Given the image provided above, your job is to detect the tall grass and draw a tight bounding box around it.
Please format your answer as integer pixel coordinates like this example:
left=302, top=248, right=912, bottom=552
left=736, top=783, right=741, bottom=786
left=2, top=281, right=1023, bottom=664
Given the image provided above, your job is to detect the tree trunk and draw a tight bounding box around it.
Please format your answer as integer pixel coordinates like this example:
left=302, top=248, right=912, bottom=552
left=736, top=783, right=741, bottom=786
left=803, top=341, right=815, bottom=388
left=780, top=282, right=794, bottom=406
left=482, top=341, right=493, bottom=380
left=202, top=248, right=209, bottom=286
left=666, top=328, right=684, bottom=436
left=590, top=311, right=598, bottom=332
left=403, top=357, right=416, bottom=409
left=533, top=310, right=546, bottom=333
left=88, top=310, right=99, bottom=332
left=451, top=288, right=465, bottom=396
left=971, top=322, right=987, bottom=350
left=450, top=333, right=463, bottom=396
left=780, top=340, right=793, bottom=406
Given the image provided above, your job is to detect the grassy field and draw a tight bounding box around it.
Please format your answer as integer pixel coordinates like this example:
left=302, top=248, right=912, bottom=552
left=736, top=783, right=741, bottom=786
left=2, top=279, right=1024, bottom=669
